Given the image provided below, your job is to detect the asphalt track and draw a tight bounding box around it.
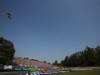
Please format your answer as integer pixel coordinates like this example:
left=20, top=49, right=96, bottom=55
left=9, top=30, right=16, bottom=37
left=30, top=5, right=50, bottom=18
left=0, top=71, right=27, bottom=75
left=0, top=70, right=69, bottom=75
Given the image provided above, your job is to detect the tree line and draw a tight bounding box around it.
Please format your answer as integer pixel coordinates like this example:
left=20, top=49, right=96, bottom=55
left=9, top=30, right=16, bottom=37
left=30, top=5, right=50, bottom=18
left=53, top=46, right=100, bottom=67
left=1, top=37, right=100, bottom=67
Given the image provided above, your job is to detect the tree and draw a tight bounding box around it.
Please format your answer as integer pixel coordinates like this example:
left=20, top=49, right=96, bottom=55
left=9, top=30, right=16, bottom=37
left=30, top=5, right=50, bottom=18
left=60, top=56, right=69, bottom=67
left=81, top=47, right=96, bottom=66
left=60, top=46, right=100, bottom=67
left=52, top=60, right=59, bottom=66
left=95, top=46, right=100, bottom=66
left=0, top=37, right=15, bottom=65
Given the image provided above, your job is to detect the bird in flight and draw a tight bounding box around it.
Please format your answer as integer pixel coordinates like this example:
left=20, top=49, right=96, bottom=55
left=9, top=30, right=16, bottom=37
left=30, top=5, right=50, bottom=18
left=0, top=10, right=12, bottom=20
left=6, top=12, right=12, bottom=20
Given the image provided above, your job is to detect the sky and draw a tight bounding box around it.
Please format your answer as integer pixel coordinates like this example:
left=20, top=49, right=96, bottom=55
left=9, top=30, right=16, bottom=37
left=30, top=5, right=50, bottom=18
left=0, top=0, right=100, bottom=63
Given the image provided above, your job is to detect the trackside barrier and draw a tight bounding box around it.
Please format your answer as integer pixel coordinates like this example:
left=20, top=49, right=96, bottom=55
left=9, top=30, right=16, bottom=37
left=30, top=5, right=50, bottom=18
left=26, top=70, right=70, bottom=75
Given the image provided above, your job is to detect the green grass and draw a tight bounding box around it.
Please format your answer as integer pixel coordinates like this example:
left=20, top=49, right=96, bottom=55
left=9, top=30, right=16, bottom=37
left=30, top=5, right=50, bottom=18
left=51, top=70, right=100, bottom=75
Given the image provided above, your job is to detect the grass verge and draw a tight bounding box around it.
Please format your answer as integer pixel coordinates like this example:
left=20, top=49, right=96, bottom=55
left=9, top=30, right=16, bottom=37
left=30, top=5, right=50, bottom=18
left=51, top=70, right=100, bottom=75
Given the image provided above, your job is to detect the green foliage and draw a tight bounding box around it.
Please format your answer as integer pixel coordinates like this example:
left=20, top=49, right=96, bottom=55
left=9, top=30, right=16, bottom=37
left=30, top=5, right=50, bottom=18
left=60, top=46, right=100, bottom=67
left=95, top=46, right=100, bottom=66
left=52, top=60, right=59, bottom=66
left=0, top=37, right=15, bottom=65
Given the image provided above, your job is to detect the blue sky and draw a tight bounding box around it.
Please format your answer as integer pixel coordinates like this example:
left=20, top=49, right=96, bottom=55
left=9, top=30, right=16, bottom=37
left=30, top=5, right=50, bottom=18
left=0, top=0, right=100, bottom=63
